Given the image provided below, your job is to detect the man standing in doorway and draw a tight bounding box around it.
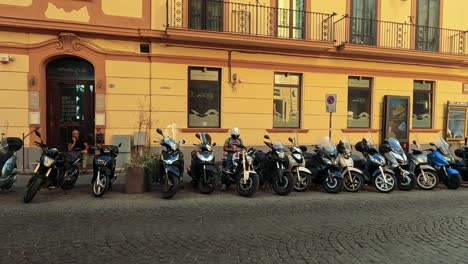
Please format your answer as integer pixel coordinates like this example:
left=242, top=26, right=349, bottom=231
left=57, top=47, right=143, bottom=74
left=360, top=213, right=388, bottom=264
left=68, top=129, right=89, bottom=169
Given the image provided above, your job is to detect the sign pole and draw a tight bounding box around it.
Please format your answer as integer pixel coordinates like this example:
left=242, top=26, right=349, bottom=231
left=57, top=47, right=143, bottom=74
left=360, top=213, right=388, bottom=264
left=325, top=94, right=337, bottom=141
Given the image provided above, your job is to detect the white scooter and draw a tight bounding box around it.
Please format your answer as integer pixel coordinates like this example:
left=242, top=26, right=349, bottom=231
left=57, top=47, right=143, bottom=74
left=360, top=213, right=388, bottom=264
left=287, top=137, right=313, bottom=192
left=336, top=136, right=364, bottom=192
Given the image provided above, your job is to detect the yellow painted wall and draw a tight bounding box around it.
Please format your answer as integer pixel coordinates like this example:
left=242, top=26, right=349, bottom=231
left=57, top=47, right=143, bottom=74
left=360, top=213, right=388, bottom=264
left=0, top=54, right=30, bottom=141
left=81, top=38, right=142, bottom=53
left=152, top=0, right=166, bottom=30
left=0, top=0, right=31, bottom=6
left=442, top=1, right=468, bottom=29
left=0, top=32, right=56, bottom=45
left=101, top=0, right=142, bottom=18
left=45, top=2, right=90, bottom=22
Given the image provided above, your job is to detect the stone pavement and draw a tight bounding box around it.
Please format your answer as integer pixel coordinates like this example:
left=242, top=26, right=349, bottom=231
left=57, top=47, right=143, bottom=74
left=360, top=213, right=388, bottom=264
left=1, top=176, right=468, bottom=264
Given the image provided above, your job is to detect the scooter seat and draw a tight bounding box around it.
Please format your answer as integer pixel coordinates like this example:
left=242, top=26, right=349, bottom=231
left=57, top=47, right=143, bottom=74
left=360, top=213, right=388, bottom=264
left=412, top=149, right=423, bottom=155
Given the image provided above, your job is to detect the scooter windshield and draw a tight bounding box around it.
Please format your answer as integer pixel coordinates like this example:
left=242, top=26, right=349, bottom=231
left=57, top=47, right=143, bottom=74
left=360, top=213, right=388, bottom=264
left=341, top=135, right=352, bottom=153
left=163, top=123, right=179, bottom=141
left=200, top=133, right=212, bottom=146
left=434, top=137, right=451, bottom=156
left=162, top=137, right=178, bottom=151
left=272, top=141, right=285, bottom=151
left=0, top=139, right=8, bottom=156
left=388, top=138, right=404, bottom=155
left=319, top=137, right=337, bottom=155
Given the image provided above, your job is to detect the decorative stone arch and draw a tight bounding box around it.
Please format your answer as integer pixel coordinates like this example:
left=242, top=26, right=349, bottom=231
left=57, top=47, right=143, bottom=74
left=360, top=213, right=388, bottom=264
left=27, top=33, right=107, bottom=145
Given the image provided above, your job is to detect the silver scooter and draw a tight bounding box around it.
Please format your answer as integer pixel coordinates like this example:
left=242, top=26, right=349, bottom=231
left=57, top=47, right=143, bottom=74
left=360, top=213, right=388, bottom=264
left=0, top=133, right=23, bottom=190
left=336, top=136, right=365, bottom=192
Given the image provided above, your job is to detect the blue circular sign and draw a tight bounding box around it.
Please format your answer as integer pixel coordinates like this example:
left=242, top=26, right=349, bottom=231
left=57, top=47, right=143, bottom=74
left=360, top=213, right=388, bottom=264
left=327, top=95, right=335, bottom=105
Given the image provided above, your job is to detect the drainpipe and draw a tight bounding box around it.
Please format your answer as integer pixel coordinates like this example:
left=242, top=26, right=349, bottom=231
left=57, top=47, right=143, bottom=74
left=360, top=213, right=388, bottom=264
left=148, top=40, right=153, bottom=146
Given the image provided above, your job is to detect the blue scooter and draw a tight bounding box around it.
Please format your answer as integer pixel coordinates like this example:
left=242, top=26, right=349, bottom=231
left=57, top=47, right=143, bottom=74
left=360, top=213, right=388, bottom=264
left=0, top=134, right=23, bottom=191
left=427, top=137, right=461, bottom=189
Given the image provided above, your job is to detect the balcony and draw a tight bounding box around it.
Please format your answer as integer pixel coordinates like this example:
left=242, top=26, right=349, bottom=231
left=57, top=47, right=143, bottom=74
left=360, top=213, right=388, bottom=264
left=333, top=16, right=467, bottom=63
left=165, top=0, right=468, bottom=64
left=165, top=0, right=336, bottom=52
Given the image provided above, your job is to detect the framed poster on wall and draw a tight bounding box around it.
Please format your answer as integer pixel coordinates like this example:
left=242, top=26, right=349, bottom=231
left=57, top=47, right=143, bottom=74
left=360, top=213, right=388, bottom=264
left=383, top=96, right=410, bottom=150
left=446, top=101, right=468, bottom=141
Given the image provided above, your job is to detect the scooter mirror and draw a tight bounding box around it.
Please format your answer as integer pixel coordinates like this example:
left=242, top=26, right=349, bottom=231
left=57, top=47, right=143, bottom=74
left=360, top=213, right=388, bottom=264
left=288, top=137, right=293, bottom=143
left=264, top=135, right=270, bottom=140
left=156, top=128, right=163, bottom=136
left=179, top=139, right=185, bottom=145
left=412, top=140, right=417, bottom=145
left=300, top=146, right=307, bottom=152
left=195, top=133, right=201, bottom=139
left=34, top=130, right=41, bottom=138
left=212, top=142, right=216, bottom=146
left=118, top=143, right=122, bottom=147
left=430, top=143, right=435, bottom=146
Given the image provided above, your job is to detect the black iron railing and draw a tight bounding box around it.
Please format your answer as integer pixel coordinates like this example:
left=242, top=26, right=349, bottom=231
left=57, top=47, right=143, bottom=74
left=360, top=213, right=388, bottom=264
left=166, top=0, right=336, bottom=42
left=334, top=16, right=467, bottom=55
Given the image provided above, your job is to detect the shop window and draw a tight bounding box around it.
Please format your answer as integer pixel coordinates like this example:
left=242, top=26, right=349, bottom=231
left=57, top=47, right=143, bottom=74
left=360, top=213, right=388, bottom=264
left=347, top=76, right=372, bottom=128
left=273, top=73, right=302, bottom=128
left=446, top=102, right=468, bottom=140
left=188, top=67, right=221, bottom=128
left=189, top=0, right=223, bottom=31
left=412, top=80, right=434, bottom=128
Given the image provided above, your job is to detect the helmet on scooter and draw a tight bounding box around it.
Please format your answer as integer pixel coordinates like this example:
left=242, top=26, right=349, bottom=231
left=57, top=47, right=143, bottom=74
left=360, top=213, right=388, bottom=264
left=230, top=127, right=240, bottom=138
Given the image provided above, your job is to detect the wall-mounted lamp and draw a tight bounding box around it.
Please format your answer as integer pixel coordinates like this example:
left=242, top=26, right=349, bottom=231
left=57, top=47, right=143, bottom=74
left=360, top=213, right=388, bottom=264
left=29, top=76, right=35, bottom=87
left=96, top=80, right=102, bottom=88
left=0, top=54, right=14, bottom=64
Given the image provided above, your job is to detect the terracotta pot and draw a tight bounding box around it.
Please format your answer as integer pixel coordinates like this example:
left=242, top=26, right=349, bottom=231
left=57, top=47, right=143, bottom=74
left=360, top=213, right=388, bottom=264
left=125, top=166, right=145, bottom=194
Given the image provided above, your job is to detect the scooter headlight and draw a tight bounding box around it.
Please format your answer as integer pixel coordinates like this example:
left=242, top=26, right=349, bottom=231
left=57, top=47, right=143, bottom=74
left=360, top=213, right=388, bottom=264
left=246, top=155, right=253, bottom=165
left=42, top=155, right=55, bottom=168
left=277, top=151, right=285, bottom=159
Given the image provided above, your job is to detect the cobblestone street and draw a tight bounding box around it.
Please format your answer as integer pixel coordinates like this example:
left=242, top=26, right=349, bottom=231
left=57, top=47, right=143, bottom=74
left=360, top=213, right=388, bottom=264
left=2, top=176, right=468, bottom=264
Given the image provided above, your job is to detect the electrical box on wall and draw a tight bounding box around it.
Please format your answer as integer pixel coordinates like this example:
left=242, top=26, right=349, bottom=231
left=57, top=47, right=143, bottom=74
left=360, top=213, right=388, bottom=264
left=96, top=132, right=105, bottom=145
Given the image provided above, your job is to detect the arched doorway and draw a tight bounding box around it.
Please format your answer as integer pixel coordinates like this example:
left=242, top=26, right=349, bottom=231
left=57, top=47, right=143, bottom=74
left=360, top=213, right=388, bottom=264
left=46, top=57, right=95, bottom=149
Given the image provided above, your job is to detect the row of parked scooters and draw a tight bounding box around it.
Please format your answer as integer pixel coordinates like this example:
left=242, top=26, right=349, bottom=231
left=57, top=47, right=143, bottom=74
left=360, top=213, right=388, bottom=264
left=0, top=129, right=467, bottom=202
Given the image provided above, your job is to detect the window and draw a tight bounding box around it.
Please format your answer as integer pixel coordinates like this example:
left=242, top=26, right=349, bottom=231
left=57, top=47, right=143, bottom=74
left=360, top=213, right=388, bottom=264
left=412, top=80, right=434, bottom=128
left=277, top=0, right=305, bottom=39
left=188, top=67, right=221, bottom=128
left=189, top=0, right=223, bottom=31
left=416, top=0, right=440, bottom=51
left=350, top=0, right=377, bottom=45
left=273, top=73, right=301, bottom=128
left=347, top=76, right=372, bottom=128
left=446, top=102, right=468, bottom=140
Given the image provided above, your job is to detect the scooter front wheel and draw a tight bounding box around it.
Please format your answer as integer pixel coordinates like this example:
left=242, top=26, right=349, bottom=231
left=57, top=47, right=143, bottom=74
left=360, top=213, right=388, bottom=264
left=323, top=177, right=343, bottom=194
left=416, top=170, right=438, bottom=190
left=24, top=176, right=42, bottom=203
left=161, top=172, right=180, bottom=199
left=92, top=171, right=109, bottom=197
left=236, top=172, right=259, bottom=197
left=374, top=173, right=396, bottom=193
left=198, top=171, right=216, bottom=194
left=397, top=172, right=416, bottom=191
left=444, top=173, right=462, bottom=189
left=343, top=172, right=363, bottom=192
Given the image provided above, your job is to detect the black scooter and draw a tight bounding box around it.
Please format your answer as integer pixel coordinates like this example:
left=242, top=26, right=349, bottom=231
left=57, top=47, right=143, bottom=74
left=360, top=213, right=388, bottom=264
left=24, top=131, right=82, bottom=203
left=252, top=135, right=294, bottom=196
left=91, top=143, right=121, bottom=197
left=454, top=137, right=468, bottom=180
left=188, top=133, right=218, bottom=194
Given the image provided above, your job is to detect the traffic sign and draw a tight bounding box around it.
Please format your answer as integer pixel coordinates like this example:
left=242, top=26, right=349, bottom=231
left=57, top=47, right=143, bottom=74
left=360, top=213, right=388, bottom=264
left=326, top=94, right=337, bottom=113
